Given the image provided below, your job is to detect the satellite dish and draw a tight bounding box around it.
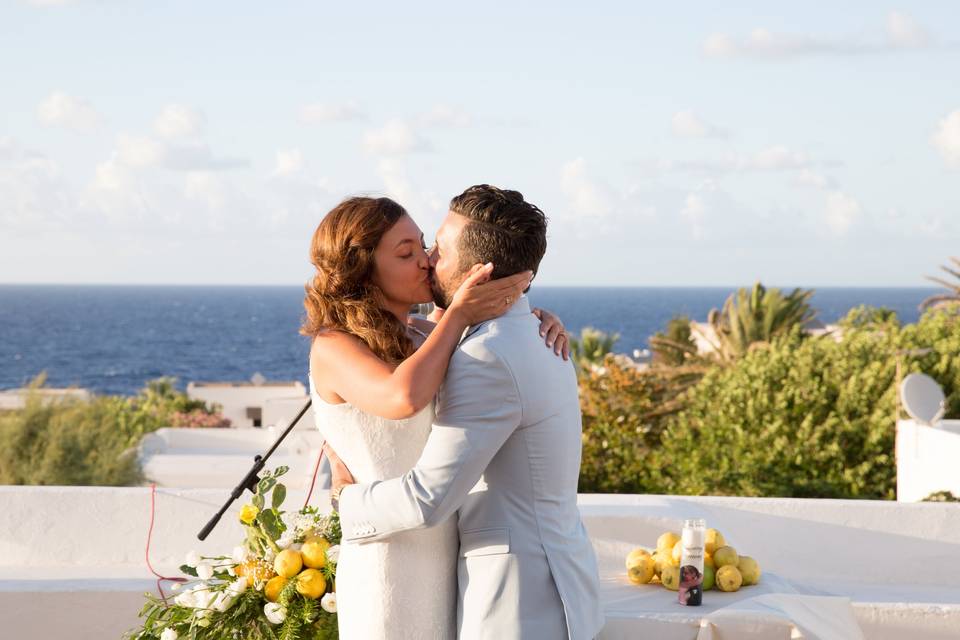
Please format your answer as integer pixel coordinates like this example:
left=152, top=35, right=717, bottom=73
left=901, top=373, right=946, bottom=426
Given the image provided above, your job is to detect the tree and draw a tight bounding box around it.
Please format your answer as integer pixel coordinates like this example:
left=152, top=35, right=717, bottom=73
left=650, top=314, right=698, bottom=366
left=708, top=282, right=816, bottom=362
left=569, top=327, right=620, bottom=371
left=920, top=256, right=960, bottom=310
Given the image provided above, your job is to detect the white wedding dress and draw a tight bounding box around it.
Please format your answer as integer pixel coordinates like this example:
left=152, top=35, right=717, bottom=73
left=308, top=362, right=458, bottom=639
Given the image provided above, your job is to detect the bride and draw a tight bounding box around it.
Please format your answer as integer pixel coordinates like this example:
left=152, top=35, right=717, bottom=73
left=300, top=195, right=569, bottom=639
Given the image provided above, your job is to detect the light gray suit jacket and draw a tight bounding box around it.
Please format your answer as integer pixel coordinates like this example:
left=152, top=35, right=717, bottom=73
left=339, top=296, right=604, bottom=640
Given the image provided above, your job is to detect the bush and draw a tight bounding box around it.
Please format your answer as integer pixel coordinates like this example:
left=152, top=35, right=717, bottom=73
left=653, top=307, right=960, bottom=499
left=577, top=355, right=705, bottom=494
left=0, top=374, right=227, bottom=486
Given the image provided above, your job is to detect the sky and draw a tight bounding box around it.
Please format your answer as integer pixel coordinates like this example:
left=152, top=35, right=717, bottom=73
left=1, top=1, right=959, bottom=287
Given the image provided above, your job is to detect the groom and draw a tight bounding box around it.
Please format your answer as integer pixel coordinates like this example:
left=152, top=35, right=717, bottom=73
left=329, top=184, right=604, bottom=640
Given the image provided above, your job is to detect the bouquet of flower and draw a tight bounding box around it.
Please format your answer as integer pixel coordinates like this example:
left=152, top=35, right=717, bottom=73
left=126, top=467, right=340, bottom=640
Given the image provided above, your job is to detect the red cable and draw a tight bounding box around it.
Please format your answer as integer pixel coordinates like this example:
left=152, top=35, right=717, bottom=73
left=303, top=443, right=326, bottom=509
left=146, top=483, right=187, bottom=602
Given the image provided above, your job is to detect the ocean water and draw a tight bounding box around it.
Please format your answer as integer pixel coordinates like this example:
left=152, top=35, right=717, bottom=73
left=0, top=284, right=938, bottom=396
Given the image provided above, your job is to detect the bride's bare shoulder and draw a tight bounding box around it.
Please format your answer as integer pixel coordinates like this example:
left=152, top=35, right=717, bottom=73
left=310, top=328, right=367, bottom=362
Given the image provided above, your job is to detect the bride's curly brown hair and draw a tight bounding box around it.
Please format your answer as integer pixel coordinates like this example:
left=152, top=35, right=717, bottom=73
left=300, top=196, right=414, bottom=364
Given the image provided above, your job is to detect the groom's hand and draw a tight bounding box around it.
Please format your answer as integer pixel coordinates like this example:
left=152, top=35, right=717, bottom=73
left=324, top=443, right=355, bottom=510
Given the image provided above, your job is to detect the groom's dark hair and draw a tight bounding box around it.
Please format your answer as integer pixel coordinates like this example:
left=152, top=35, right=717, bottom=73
left=450, top=184, right=547, bottom=288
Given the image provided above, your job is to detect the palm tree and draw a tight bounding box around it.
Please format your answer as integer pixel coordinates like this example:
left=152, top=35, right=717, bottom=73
left=920, top=257, right=960, bottom=310
left=569, top=327, right=620, bottom=371
left=708, top=282, right=816, bottom=362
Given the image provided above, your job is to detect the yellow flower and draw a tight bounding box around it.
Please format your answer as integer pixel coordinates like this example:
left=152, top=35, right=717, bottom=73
left=239, top=504, right=259, bottom=525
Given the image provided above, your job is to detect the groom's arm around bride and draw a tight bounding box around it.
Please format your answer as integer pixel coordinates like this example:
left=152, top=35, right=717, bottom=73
left=333, top=185, right=604, bottom=640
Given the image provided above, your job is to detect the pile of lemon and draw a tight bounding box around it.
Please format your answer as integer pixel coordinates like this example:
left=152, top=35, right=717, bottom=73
left=237, top=536, right=332, bottom=601
left=625, top=528, right=761, bottom=593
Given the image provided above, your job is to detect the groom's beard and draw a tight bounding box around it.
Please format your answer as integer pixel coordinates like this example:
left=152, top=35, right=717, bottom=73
left=430, top=272, right=455, bottom=311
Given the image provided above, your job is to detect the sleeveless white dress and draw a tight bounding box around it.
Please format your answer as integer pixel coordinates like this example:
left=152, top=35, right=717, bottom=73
left=308, top=350, right=458, bottom=639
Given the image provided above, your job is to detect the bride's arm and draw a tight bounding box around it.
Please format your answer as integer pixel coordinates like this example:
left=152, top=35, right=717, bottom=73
left=311, top=267, right=531, bottom=421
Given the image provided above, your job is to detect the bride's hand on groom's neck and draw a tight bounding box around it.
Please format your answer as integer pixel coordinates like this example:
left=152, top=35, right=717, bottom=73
left=447, top=264, right=532, bottom=326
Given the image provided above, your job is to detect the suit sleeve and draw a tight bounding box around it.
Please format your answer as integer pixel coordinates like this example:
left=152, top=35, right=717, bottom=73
left=338, top=340, right=521, bottom=543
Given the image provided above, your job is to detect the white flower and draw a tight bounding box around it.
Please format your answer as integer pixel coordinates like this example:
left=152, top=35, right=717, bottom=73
left=192, top=587, right=217, bottom=610
left=160, top=629, right=179, bottom=640
left=227, top=577, right=247, bottom=597
left=213, top=592, right=236, bottom=613
left=264, top=602, right=286, bottom=624
left=185, top=550, right=202, bottom=567
left=169, top=582, right=181, bottom=592
left=264, top=548, right=276, bottom=563
left=173, top=590, right=194, bottom=608
left=326, top=545, right=340, bottom=563
left=196, top=562, right=214, bottom=580
left=289, top=542, right=303, bottom=552
left=226, top=566, right=236, bottom=576
left=232, top=545, right=249, bottom=563
left=277, top=531, right=295, bottom=549
left=320, top=592, right=337, bottom=613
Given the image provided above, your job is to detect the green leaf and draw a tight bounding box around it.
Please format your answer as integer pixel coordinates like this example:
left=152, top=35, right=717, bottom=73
left=252, top=493, right=264, bottom=510
left=259, top=508, right=281, bottom=539
left=179, top=564, right=198, bottom=577
left=272, top=483, right=287, bottom=510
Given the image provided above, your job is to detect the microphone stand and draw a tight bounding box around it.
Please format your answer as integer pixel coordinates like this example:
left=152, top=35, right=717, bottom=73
left=197, top=398, right=313, bottom=540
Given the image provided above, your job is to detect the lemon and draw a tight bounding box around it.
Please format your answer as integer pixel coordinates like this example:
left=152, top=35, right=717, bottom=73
left=737, top=556, right=761, bottom=585
left=660, top=564, right=680, bottom=591
left=713, top=546, right=739, bottom=569
left=670, top=540, right=683, bottom=566
left=274, top=549, right=303, bottom=579
left=264, top=575, right=287, bottom=602
left=716, top=565, right=742, bottom=592
left=703, top=551, right=715, bottom=570
left=702, top=564, right=716, bottom=591
left=657, top=531, right=680, bottom=553
left=625, top=547, right=651, bottom=569
left=301, top=536, right=331, bottom=569
left=295, top=568, right=326, bottom=599
left=626, top=555, right=655, bottom=585
left=704, top=528, right=725, bottom=555
left=651, top=551, right=664, bottom=577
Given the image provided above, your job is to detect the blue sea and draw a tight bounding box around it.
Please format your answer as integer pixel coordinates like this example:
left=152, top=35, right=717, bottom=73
left=0, top=285, right=938, bottom=396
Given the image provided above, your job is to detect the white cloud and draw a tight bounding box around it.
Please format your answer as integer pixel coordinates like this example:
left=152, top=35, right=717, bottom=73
left=653, top=145, right=813, bottom=175
left=751, top=145, right=809, bottom=171
left=671, top=109, right=726, bottom=139
left=273, top=149, right=304, bottom=176
left=299, top=102, right=365, bottom=124
left=362, top=119, right=430, bottom=155
left=116, top=134, right=164, bottom=168
left=932, top=109, right=960, bottom=167
left=0, top=138, right=73, bottom=229
left=154, top=104, right=205, bottom=139
left=24, top=0, right=76, bottom=6
left=824, top=191, right=861, bottom=236
left=36, top=91, right=100, bottom=132
left=887, top=11, right=930, bottom=48
left=792, top=169, right=834, bottom=190
left=184, top=171, right=227, bottom=211
left=703, top=12, right=934, bottom=59
left=419, top=104, right=472, bottom=128
left=680, top=192, right=708, bottom=239
left=560, top=158, right=615, bottom=219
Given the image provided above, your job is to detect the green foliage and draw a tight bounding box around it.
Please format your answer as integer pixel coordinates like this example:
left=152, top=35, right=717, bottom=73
left=922, top=490, right=960, bottom=502
left=654, top=308, right=960, bottom=498
left=577, top=306, right=960, bottom=499
left=0, top=374, right=223, bottom=486
left=708, top=282, right=815, bottom=362
left=569, top=327, right=620, bottom=371
left=577, top=355, right=705, bottom=494
left=650, top=315, right=698, bottom=366
left=921, top=256, right=960, bottom=310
